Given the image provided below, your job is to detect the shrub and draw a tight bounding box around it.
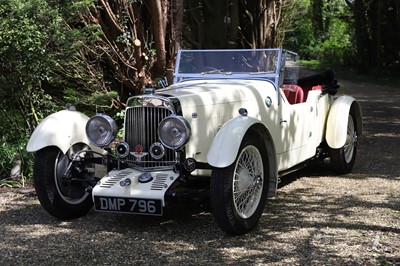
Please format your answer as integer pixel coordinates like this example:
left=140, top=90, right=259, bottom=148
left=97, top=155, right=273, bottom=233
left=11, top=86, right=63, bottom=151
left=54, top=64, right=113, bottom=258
left=0, top=137, right=33, bottom=187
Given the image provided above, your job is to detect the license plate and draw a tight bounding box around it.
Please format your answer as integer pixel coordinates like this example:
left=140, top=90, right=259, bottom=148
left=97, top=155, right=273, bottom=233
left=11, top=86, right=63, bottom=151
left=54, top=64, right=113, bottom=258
left=94, top=196, right=163, bottom=216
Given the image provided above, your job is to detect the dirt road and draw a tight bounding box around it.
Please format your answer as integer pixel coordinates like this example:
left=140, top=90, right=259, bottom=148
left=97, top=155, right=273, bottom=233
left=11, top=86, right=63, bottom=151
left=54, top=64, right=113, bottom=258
left=1, top=76, right=399, bottom=265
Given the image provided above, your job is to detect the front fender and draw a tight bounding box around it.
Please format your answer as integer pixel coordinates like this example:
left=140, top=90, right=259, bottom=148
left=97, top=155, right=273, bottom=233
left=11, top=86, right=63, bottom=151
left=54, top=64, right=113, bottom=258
left=207, top=116, right=261, bottom=168
left=326, top=96, right=363, bottom=149
left=27, top=110, right=91, bottom=153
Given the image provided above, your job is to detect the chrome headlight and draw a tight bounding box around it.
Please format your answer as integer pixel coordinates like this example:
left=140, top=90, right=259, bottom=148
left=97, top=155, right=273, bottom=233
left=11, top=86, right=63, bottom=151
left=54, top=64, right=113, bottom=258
left=85, top=114, right=117, bottom=147
left=158, top=115, right=191, bottom=150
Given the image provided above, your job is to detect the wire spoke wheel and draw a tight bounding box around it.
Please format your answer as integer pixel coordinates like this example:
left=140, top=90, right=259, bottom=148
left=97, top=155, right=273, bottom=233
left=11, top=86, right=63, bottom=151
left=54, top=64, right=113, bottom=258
left=233, top=145, right=264, bottom=218
left=210, top=134, right=269, bottom=235
left=329, top=113, right=358, bottom=174
left=343, top=115, right=357, bottom=163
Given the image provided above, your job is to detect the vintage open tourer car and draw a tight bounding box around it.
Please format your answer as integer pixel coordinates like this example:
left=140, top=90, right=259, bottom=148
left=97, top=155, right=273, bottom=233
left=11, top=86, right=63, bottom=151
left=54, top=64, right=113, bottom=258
left=27, top=49, right=362, bottom=235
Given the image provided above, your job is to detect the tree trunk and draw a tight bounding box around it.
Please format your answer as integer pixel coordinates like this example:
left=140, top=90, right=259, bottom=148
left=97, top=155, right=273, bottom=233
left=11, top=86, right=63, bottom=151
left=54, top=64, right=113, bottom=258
left=167, top=0, right=185, bottom=68
left=227, top=0, right=239, bottom=48
left=371, top=0, right=382, bottom=73
left=202, top=1, right=228, bottom=48
left=238, top=0, right=284, bottom=49
left=146, top=0, right=168, bottom=77
left=354, top=0, right=370, bottom=73
left=312, top=0, right=324, bottom=36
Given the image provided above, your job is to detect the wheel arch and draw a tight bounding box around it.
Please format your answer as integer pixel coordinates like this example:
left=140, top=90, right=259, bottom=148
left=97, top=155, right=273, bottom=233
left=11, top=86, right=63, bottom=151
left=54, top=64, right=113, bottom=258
left=326, top=96, right=363, bottom=149
left=207, top=116, right=279, bottom=198
left=27, top=110, right=95, bottom=154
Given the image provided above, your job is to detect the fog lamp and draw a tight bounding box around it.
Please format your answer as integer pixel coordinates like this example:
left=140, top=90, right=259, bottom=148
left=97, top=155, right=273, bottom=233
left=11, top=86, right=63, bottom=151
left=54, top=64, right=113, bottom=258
left=115, top=141, right=130, bottom=158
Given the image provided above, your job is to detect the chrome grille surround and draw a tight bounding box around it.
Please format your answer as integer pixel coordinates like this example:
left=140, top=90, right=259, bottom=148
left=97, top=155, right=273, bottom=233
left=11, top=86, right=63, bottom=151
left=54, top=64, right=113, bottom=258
left=124, top=95, right=177, bottom=170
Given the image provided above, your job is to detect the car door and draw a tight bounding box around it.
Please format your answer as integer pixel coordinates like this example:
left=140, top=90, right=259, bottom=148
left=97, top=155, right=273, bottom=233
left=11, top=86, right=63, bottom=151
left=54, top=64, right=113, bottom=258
left=277, top=91, right=314, bottom=170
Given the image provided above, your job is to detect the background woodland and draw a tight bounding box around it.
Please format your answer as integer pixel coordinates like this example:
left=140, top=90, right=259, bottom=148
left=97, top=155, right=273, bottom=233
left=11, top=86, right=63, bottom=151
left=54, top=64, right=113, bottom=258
left=0, top=0, right=399, bottom=183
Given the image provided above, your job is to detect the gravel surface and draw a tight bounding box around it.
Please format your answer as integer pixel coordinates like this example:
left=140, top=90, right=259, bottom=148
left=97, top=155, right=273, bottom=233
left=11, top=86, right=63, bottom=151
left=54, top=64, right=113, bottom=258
left=1, top=75, right=399, bottom=265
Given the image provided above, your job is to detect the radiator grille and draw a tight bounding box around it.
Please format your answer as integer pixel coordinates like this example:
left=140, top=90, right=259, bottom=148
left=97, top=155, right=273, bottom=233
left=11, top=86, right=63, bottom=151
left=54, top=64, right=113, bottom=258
left=124, top=105, right=176, bottom=170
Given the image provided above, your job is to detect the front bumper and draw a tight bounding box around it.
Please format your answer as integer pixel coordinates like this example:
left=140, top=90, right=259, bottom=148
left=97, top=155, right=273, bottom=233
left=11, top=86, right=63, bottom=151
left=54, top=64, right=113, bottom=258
left=92, top=168, right=180, bottom=215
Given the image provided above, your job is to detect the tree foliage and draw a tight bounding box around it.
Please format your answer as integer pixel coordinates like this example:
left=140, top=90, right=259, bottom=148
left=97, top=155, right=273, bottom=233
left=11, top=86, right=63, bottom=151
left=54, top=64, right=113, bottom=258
left=0, top=0, right=295, bottom=184
left=0, top=0, right=97, bottom=180
left=1, top=0, right=398, bottom=183
left=284, top=0, right=355, bottom=66
left=284, top=0, right=400, bottom=74
left=1, top=0, right=58, bottom=136
left=1, top=0, right=291, bottom=137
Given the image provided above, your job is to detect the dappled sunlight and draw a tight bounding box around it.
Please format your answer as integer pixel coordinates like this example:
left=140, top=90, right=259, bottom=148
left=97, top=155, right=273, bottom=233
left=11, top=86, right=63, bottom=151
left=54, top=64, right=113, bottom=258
left=336, top=76, right=400, bottom=180
left=1, top=171, right=399, bottom=265
left=258, top=174, right=400, bottom=264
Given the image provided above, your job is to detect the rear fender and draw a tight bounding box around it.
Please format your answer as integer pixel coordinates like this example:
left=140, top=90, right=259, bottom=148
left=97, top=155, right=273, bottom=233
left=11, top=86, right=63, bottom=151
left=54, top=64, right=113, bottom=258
left=326, top=96, right=363, bottom=149
left=27, top=110, right=92, bottom=153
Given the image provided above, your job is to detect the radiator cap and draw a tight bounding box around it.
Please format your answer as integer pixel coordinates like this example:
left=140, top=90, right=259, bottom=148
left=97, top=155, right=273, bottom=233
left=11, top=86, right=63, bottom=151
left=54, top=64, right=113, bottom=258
left=138, top=172, right=153, bottom=183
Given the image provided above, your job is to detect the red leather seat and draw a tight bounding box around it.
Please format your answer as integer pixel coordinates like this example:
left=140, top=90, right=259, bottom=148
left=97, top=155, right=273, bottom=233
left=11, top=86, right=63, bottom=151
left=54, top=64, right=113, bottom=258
left=312, top=85, right=323, bottom=91
left=282, top=84, right=304, bottom=104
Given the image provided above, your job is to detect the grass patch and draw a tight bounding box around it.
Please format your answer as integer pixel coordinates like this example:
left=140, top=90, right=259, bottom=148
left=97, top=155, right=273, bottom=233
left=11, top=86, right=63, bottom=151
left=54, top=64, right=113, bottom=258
left=0, top=177, right=25, bottom=188
left=300, top=59, right=333, bottom=70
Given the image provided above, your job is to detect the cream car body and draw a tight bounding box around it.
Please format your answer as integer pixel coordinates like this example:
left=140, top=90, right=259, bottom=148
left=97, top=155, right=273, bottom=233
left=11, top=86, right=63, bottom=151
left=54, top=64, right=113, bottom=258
left=27, top=49, right=362, bottom=235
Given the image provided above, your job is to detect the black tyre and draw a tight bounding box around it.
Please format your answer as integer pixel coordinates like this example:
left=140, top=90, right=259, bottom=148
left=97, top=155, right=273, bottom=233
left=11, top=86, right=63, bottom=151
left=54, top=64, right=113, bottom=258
left=33, top=144, right=94, bottom=219
left=210, top=135, right=269, bottom=235
left=329, top=113, right=358, bottom=174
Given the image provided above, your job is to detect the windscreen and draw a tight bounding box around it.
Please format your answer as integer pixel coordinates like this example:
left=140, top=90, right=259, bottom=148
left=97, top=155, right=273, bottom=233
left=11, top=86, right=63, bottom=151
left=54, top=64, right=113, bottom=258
left=177, top=49, right=280, bottom=74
